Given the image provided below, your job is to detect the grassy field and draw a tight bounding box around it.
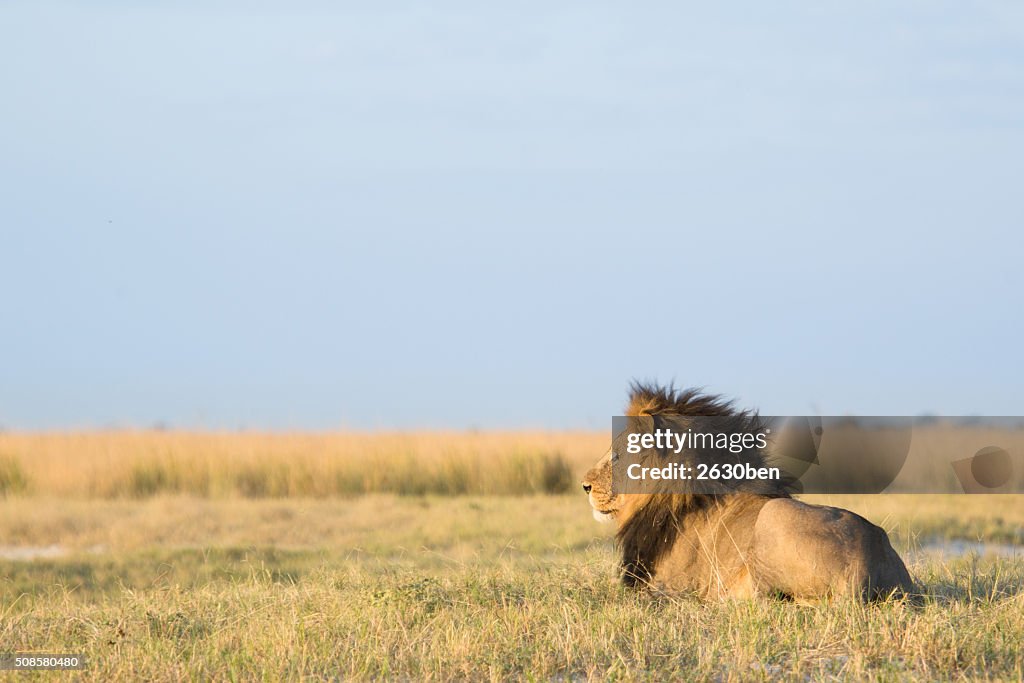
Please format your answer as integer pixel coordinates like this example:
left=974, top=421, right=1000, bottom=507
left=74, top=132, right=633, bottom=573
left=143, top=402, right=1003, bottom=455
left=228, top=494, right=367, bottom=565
left=0, top=431, right=604, bottom=498
left=1, top=433, right=1022, bottom=680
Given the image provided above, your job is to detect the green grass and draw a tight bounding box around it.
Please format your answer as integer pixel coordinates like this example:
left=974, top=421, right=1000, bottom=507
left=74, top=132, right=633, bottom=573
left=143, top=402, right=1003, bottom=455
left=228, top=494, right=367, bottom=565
left=0, top=456, right=28, bottom=497
left=1, top=494, right=1022, bottom=680
left=3, top=549, right=1022, bottom=681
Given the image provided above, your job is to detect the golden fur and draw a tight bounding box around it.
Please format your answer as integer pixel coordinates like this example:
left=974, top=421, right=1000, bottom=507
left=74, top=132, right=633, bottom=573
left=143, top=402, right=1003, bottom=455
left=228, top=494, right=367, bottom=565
left=583, top=383, right=915, bottom=602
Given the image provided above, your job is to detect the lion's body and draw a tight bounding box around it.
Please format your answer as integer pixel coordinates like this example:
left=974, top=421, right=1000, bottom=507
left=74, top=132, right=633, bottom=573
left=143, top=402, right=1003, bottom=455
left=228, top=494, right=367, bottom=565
left=644, top=494, right=914, bottom=601
left=583, top=383, right=915, bottom=603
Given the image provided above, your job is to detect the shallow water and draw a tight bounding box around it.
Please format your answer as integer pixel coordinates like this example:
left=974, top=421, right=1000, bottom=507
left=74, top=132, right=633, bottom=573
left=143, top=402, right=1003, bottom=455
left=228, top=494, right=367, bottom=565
left=0, top=544, right=66, bottom=560
left=911, top=539, right=1021, bottom=560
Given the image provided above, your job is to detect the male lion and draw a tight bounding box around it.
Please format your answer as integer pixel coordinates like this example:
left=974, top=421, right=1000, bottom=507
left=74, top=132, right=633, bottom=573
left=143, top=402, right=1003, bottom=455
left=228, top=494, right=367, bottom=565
left=582, top=383, right=915, bottom=602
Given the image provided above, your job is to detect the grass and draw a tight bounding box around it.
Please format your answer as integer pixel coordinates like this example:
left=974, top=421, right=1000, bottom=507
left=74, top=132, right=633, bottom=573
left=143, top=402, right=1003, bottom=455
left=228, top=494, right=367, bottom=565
left=0, top=456, right=28, bottom=497
left=4, top=550, right=1022, bottom=681
left=2, top=424, right=1021, bottom=499
left=0, top=431, right=600, bottom=498
left=1, top=494, right=1022, bottom=680
left=0, top=432, right=1022, bottom=680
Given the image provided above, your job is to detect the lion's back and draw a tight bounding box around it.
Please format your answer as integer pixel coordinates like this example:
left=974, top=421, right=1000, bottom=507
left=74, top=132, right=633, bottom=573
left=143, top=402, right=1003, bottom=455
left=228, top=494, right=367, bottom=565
left=750, top=498, right=914, bottom=601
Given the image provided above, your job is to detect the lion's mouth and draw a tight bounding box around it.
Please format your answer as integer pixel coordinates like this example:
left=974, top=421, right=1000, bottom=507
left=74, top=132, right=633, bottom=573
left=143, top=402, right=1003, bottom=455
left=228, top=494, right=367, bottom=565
left=588, top=497, right=618, bottom=523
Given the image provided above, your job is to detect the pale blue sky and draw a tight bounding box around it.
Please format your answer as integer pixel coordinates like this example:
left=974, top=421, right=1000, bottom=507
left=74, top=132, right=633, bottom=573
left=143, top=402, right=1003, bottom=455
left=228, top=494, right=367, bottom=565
left=2, top=2, right=1022, bottom=429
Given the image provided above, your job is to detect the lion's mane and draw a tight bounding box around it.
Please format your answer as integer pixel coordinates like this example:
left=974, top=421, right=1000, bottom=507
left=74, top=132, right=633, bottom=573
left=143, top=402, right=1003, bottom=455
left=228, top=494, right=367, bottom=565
left=616, top=382, right=791, bottom=586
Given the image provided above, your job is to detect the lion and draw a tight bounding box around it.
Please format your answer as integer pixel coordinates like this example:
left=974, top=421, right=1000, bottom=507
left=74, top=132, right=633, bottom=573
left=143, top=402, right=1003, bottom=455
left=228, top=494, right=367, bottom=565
left=582, top=383, right=915, bottom=602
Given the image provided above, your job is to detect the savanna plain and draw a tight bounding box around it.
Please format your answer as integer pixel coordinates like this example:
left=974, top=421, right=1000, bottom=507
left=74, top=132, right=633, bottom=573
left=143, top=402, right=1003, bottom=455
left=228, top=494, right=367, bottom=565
left=0, top=431, right=1022, bottom=681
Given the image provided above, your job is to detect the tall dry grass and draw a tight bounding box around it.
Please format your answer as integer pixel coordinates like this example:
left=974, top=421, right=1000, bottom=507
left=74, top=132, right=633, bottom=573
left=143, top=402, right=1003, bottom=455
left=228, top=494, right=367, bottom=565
left=2, top=424, right=1019, bottom=500
left=0, top=431, right=608, bottom=499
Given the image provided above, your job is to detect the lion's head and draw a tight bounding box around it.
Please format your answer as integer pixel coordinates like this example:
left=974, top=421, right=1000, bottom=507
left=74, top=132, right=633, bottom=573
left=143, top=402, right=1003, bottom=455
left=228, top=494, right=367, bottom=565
left=582, top=382, right=782, bottom=586
left=582, top=382, right=746, bottom=522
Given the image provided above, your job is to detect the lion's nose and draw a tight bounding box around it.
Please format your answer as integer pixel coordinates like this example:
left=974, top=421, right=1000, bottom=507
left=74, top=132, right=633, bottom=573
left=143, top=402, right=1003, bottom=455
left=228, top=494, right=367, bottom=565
left=582, top=483, right=592, bottom=494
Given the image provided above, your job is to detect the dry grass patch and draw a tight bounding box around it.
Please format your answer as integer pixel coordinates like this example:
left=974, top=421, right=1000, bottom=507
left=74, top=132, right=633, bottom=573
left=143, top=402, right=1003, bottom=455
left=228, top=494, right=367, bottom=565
left=0, top=431, right=606, bottom=498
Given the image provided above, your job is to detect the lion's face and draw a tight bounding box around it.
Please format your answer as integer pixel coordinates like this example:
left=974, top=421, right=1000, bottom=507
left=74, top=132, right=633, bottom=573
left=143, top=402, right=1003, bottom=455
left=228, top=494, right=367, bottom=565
left=583, top=420, right=657, bottom=524
left=582, top=450, right=622, bottom=523
left=584, top=397, right=671, bottom=525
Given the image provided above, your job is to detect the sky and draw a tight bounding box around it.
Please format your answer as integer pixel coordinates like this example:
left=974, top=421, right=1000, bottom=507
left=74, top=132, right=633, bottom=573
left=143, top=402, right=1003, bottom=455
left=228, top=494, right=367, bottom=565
left=1, top=1, right=1022, bottom=430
